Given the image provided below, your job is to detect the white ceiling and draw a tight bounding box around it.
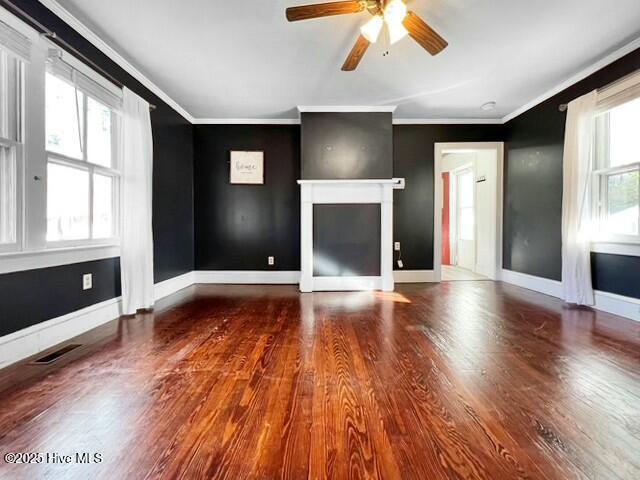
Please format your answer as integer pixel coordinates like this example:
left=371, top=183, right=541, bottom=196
left=51, top=0, right=640, bottom=121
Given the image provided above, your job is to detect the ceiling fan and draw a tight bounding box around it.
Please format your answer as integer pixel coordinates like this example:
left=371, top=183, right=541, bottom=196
left=285, top=0, right=448, bottom=71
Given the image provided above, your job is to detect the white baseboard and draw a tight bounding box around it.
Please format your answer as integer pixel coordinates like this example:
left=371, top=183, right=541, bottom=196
left=0, top=271, right=197, bottom=369
left=501, top=269, right=640, bottom=322
left=0, top=297, right=121, bottom=369
left=593, top=290, right=640, bottom=322
left=194, top=270, right=300, bottom=284
left=500, top=269, right=563, bottom=298
left=393, top=269, right=437, bottom=283
left=154, top=271, right=195, bottom=300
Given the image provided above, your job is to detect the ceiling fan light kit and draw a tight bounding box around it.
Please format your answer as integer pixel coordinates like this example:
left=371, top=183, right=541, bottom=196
left=286, top=0, right=448, bottom=71
left=361, top=15, right=384, bottom=43
left=383, top=0, right=407, bottom=26
left=387, top=21, right=409, bottom=45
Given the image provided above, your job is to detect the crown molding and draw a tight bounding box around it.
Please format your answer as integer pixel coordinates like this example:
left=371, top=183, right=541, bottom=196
left=191, top=117, right=505, bottom=126
left=191, top=118, right=301, bottom=125
left=501, top=35, right=640, bottom=123
left=37, top=0, right=195, bottom=123
left=393, top=118, right=502, bottom=125
left=297, top=105, right=397, bottom=113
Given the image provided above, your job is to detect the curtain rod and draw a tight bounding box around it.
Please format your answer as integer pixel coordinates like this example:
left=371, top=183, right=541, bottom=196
left=558, top=68, right=640, bottom=113
left=0, top=0, right=156, bottom=111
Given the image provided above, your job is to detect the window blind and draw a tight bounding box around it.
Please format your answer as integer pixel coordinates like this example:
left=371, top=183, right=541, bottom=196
left=597, top=69, right=640, bottom=113
left=47, top=55, right=122, bottom=111
left=0, top=19, right=31, bottom=62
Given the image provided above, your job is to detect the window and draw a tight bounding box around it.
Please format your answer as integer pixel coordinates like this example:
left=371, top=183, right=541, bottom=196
left=0, top=12, right=123, bottom=270
left=45, top=63, right=120, bottom=245
left=594, top=96, right=640, bottom=243
left=457, top=169, right=475, bottom=241
left=0, top=44, right=25, bottom=252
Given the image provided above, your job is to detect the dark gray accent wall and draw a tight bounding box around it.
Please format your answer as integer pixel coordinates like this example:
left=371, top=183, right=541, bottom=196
left=301, top=112, right=393, bottom=179
left=152, top=107, right=194, bottom=283
left=313, top=204, right=381, bottom=277
left=0, top=1, right=194, bottom=337
left=193, top=123, right=504, bottom=273
left=503, top=106, right=564, bottom=279
left=193, top=125, right=300, bottom=271
left=504, top=46, right=640, bottom=297
left=591, top=253, right=640, bottom=299
left=0, top=258, right=120, bottom=337
left=393, top=124, right=505, bottom=270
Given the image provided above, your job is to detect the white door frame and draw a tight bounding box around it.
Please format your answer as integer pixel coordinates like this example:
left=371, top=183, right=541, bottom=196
left=434, top=142, right=504, bottom=282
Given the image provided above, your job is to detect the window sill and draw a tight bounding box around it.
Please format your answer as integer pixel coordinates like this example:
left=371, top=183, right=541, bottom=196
left=591, top=242, right=640, bottom=258
left=0, top=244, right=120, bottom=275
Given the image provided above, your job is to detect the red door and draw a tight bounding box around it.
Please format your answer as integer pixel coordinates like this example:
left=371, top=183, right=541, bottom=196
left=442, top=172, right=451, bottom=265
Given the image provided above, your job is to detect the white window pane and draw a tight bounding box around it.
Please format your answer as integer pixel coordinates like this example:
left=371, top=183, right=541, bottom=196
left=458, top=171, right=474, bottom=207
left=609, top=97, right=640, bottom=168
left=459, top=207, right=474, bottom=240
left=47, top=163, right=89, bottom=241
left=93, top=173, right=113, bottom=238
left=46, top=73, right=84, bottom=159
left=0, top=146, right=17, bottom=244
left=87, top=97, right=112, bottom=167
left=605, top=170, right=639, bottom=236
left=1, top=51, right=22, bottom=142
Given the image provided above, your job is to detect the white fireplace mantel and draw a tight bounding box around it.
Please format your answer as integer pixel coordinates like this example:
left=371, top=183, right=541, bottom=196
left=297, top=178, right=405, bottom=292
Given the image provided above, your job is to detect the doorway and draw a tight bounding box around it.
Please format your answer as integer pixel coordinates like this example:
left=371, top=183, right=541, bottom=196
left=434, top=143, right=504, bottom=282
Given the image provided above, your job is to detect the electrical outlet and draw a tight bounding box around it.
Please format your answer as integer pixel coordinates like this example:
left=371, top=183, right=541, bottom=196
left=397, top=259, right=404, bottom=269
left=394, top=242, right=401, bottom=251
left=82, top=273, right=93, bottom=290
left=268, top=256, right=275, bottom=266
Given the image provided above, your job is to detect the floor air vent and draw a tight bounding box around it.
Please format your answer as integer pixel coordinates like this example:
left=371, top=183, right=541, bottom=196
left=30, top=344, right=82, bottom=365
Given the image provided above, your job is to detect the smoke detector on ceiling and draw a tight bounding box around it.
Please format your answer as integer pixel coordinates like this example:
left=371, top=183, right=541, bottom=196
left=481, top=101, right=497, bottom=111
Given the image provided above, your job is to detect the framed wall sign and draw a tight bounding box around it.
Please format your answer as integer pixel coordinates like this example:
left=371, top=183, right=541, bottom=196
left=230, top=151, right=264, bottom=184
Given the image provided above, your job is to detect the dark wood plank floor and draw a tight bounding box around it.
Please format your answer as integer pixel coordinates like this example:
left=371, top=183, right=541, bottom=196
left=1, top=282, right=640, bottom=479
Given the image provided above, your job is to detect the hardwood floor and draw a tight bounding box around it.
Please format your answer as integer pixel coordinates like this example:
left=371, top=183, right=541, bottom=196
left=1, top=282, right=640, bottom=479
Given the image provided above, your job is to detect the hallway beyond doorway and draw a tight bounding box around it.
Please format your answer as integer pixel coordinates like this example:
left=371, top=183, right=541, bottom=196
left=442, top=264, right=489, bottom=281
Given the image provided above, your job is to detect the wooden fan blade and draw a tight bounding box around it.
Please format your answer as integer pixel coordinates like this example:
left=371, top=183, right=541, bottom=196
left=341, top=34, right=370, bottom=71
left=286, top=1, right=364, bottom=22
left=402, top=11, right=448, bottom=55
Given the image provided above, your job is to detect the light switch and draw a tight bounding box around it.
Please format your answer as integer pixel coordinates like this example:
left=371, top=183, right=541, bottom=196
left=83, top=273, right=93, bottom=290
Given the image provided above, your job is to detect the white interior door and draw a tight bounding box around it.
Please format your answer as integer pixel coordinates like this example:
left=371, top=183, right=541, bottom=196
left=456, top=168, right=475, bottom=271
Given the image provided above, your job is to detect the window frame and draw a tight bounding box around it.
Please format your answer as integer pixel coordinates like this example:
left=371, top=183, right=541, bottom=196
left=0, top=139, right=24, bottom=254
left=0, top=8, right=124, bottom=273
left=592, top=95, right=640, bottom=250
left=44, top=71, right=121, bottom=248
left=0, top=46, right=25, bottom=254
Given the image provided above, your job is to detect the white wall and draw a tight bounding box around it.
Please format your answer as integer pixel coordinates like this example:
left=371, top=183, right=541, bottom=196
left=442, top=152, right=474, bottom=172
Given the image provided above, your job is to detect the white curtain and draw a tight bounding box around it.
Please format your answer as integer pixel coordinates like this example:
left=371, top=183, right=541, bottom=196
left=561, top=91, right=597, bottom=305
left=121, top=88, right=154, bottom=315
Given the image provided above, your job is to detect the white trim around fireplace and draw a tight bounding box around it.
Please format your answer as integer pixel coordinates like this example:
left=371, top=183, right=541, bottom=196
left=298, top=179, right=405, bottom=292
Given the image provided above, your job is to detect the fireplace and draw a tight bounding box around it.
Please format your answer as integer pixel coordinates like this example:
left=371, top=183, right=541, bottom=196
left=298, top=178, right=404, bottom=292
